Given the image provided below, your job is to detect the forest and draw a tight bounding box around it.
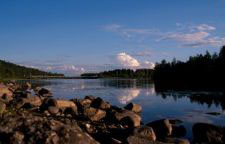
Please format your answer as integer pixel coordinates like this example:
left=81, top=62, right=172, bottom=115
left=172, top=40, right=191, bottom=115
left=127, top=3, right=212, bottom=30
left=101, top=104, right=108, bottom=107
left=81, top=69, right=154, bottom=79
left=153, top=46, right=225, bottom=90
left=0, top=60, right=64, bottom=79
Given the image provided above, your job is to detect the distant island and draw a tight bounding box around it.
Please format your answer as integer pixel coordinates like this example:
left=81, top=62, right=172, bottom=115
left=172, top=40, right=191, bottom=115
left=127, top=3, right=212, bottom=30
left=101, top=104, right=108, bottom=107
left=0, top=60, right=64, bottom=80
left=81, top=69, right=154, bottom=79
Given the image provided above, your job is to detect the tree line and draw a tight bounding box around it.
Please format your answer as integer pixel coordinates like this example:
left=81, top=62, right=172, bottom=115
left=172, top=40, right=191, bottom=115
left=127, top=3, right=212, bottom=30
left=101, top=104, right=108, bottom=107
left=153, top=46, right=225, bottom=90
left=81, top=69, right=154, bottom=79
left=0, top=60, right=64, bottom=79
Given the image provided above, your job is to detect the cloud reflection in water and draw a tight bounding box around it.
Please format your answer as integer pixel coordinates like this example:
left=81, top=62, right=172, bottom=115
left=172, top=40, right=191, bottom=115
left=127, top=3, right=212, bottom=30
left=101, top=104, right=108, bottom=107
left=117, top=88, right=141, bottom=104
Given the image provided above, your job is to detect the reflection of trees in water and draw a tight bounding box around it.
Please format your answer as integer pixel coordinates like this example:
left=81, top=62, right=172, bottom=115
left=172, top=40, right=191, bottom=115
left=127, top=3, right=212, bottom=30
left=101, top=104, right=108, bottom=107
left=16, top=80, right=62, bottom=87
left=100, top=79, right=154, bottom=88
left=157, top=90, right=225, bottom=110
left=189, top=94, right=225, bottom=110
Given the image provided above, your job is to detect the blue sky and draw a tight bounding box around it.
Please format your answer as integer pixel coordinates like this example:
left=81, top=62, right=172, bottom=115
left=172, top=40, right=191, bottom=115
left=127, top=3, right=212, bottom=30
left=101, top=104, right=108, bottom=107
left=0, top=0, right=225, bottom=75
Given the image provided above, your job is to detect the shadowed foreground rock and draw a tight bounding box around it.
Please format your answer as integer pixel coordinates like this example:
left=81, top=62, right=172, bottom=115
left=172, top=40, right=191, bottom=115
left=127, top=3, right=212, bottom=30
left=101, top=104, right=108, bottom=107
left=0, top=82, right=224, bottom=144
left=0, top=111, right=99, bottom=144
left=192, top=123, right=225, bottom=144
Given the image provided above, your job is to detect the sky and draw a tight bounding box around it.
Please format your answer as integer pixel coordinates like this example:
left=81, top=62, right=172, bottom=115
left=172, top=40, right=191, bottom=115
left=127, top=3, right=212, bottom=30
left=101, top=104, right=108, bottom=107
left=0, top=0, right=225, bottom=76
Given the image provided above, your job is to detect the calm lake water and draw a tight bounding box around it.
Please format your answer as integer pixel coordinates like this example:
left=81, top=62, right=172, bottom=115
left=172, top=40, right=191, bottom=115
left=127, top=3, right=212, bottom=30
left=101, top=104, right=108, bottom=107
left=20, top=79, right=225, bottom=140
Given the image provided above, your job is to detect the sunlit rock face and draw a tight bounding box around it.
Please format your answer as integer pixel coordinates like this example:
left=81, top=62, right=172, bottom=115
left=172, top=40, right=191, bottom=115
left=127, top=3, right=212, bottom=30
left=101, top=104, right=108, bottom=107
left=117, top=89, right=141, bottom=104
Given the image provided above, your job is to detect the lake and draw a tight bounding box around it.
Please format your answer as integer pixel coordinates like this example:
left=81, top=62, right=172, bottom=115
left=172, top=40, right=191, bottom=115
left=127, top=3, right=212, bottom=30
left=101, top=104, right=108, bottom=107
left=20, top=79, right=225, bottom=140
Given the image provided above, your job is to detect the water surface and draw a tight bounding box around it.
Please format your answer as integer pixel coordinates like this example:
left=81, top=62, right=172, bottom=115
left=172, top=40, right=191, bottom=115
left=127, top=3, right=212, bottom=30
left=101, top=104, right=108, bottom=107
left=21, top=79, right=225, bottom=140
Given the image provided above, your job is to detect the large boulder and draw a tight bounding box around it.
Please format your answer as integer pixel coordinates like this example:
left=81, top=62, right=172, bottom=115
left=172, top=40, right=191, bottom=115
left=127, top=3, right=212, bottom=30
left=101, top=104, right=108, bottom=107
left=56, top=100, right=77, bottom=109
left=192, top=123, right=225, bottom=144
left=90, top=97, right=111, bottom=110
left=146, top=119, right=172, bottom=139
left=124, top=103, right=142, bottom=113
left=83, top=107, right=106, bottom=121
left=114, top=110, right=141, bottom=127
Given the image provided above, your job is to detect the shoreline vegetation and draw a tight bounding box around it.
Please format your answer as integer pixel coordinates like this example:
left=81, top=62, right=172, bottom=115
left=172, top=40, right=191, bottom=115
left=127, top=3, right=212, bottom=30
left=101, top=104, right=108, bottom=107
left=0, top=82, right=225, bottom=144
left=153, top=46, right=225, bottom=90
left=0, top=60, right=64, bottom=80
left=1, top=46, right=225, bottom=89
left=81, top=46, right=225, bottom=90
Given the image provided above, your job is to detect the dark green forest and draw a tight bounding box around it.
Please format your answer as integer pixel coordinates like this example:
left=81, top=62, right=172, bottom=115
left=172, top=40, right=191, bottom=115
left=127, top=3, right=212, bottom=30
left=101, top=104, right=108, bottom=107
left=153, top=46, right=225, bottom=89
left=0, top=60, right=64, bottom=80
left=81, top=69, right=154, bottom=79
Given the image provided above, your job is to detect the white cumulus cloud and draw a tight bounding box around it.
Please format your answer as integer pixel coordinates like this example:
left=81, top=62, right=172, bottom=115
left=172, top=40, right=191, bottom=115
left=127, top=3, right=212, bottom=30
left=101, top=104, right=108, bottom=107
left=142, top=61, right=155, bottom=69
left=116, top=52, right=140, bottom=68
left=115, top=52, right=155, bottom=69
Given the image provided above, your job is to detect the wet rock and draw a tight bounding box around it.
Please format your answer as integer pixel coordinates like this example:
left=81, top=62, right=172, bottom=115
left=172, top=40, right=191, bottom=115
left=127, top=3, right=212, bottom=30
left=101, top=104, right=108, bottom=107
left=91, top=97, right=111, bottom=110
left=48, top=106, right=59, bottom=115
left=38, top=88, right=52, bottom=97
left=192, top=123, right=225, bottom=144
left=133, top=126, right=156, bottom=141
left=84, top=107, right=106, bottom=121
left=146, top=119, right=172, bottom=139
left=0, top=101, right=6, bottom=114
left=124, top=103, right=142, bottom=113
left=164, top=137, right=190, bottom=144
left=115, top=110, right=141, bottom=127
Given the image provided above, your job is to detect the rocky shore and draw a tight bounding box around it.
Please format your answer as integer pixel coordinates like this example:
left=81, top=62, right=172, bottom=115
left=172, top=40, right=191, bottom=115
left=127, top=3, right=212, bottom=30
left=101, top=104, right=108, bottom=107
left=0, top=82, right=225, bottom=144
